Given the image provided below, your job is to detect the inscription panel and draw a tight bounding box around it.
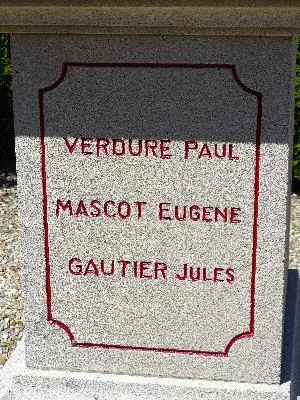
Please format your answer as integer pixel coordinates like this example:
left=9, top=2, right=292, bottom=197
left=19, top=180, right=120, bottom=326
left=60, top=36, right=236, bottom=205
left=40, top=63, right=261, bottom=355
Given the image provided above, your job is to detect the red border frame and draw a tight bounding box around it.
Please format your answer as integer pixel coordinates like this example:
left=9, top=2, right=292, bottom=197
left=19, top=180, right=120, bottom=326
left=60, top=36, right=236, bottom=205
left=39, top=62, right=262, bottom=357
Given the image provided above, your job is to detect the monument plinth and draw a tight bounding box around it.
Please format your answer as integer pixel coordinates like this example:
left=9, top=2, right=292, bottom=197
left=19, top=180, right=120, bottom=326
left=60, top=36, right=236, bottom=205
left=1, top=2, right=300, bottom=399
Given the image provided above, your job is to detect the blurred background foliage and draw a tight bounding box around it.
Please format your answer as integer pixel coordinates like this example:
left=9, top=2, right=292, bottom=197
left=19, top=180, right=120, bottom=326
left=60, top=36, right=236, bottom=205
left=1, top=34, right=300, bottom=190
left=0, top=34, right=14, bottom=170
left=293, top=37, right=300, bottom=191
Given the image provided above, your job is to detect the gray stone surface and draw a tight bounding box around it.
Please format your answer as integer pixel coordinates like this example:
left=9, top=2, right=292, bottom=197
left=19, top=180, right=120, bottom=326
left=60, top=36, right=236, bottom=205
left=291, top=270, right=300, bottom=399
left=1, top=270, right=299, bottom=400
left=0, top=339, right=293, bottom=400
left=2, top=2, right=300, bottom=36
left=45, top=63, right=256, bottom=353
left=10, top=34, right=295, bottom=384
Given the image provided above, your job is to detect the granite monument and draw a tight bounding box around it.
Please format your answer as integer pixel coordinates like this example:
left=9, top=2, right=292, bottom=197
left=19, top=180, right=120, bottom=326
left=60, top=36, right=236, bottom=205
left=1, top=2, right=300, bottom=399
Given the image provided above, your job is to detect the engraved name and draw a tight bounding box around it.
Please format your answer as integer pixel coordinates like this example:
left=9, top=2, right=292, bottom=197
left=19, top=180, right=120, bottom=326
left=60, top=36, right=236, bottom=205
left=63, top=137, right=239, bottom=160
left=68, top=257, right=235, bottom=284
left=56, top=199, right=241, bottom=223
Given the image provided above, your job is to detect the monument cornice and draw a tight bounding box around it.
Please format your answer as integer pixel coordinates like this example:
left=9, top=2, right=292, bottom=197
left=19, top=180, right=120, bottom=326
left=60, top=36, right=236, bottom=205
left=1, top=1, right=300, bottom=35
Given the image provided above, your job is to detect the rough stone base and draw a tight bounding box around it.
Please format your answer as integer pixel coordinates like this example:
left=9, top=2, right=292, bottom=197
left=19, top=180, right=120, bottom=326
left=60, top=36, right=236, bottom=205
left=2, top=269, right=300, bottom=400
left=0, top=340, right=293, bottom=400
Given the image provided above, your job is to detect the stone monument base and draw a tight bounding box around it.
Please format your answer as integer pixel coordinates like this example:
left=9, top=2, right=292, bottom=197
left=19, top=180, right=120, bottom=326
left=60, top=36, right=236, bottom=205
left=1, top=269, right=300, bottom=400
left=1, top=269, right=299, bottom=400
left=0, top=340, right=293, bottom=400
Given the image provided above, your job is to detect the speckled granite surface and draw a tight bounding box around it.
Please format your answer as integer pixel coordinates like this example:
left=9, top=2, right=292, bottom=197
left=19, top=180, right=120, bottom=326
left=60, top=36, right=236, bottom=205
left=8, top=34, right=295, bottom=384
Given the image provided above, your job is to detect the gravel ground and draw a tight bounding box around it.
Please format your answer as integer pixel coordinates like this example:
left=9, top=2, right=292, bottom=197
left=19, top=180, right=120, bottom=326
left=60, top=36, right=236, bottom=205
left=289, top=193, right=300, bottom=269
left=0, top=172, right=300, bottom=366
left=0, top=171, right=23, bottom=366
